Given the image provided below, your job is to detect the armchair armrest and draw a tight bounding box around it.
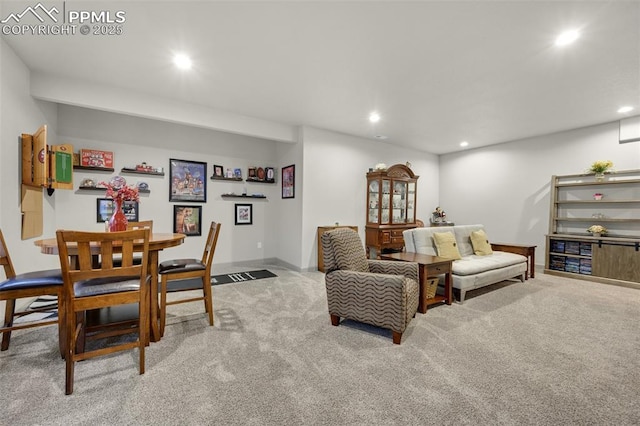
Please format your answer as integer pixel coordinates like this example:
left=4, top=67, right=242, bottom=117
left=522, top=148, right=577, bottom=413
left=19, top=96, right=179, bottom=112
left=368, top=260, right=419, bottom=282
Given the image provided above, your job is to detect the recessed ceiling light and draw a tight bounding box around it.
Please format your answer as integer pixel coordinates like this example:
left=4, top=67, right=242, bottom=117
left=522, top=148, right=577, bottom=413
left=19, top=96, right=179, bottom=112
left=369, top=112, right=381, bottom=123
left=618, top=106, right=634, bottom=113
left=374, top=135, right=388, bottom=140
left=173, top=53, right=192, bottom=70
left=460, top=141, right=469, bottom=147
left=555, top=30, right=580, bottom=47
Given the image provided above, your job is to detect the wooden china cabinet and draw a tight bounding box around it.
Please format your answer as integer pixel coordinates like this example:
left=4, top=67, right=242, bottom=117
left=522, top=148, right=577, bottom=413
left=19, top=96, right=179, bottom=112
left=365, top=164, right=419, bottom=258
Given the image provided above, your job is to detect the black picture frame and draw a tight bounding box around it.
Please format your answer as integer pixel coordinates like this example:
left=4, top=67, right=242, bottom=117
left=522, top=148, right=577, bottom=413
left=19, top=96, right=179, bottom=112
left=213, top=164, right=224, bottom=177
left=235, top=203, right=253, bottom=225
left=96, top=198, right=139, bottom=223
left=282, top=164, right=295, bottom=199
left=265, top=167, right=275, bottom=182
left=170, top=158, right=207, bottom=202
left=173, top=205, right=202, bottom=236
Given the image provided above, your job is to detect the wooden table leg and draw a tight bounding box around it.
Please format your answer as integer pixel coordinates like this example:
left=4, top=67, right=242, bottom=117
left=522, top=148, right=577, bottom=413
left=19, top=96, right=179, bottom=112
left=530, top=249, right=535, bottom=279
left=444, top=271, right=452, bottom=305
left=148, top=250, right=160, bottom=343
left=417, top=264, right=427, bottom=314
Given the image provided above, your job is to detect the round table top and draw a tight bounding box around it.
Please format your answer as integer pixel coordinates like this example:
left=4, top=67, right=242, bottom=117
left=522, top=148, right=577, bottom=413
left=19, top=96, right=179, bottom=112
left=34, top=233, right=185, bottom=255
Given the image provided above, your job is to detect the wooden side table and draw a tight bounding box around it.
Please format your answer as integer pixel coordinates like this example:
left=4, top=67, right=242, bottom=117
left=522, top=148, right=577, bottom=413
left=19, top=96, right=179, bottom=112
left=491, top=243, right=536, bottom=279
left=380, top=252, right=453, bottom=313
left=317, top=226, right=358, bottom=272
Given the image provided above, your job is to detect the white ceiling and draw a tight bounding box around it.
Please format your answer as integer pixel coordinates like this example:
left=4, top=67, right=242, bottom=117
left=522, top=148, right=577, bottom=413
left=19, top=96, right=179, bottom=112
left=2, top=1, right=639, bottom=154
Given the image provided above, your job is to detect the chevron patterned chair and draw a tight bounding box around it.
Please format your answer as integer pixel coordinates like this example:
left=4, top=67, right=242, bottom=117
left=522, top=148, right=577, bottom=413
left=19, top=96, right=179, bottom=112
left=321, top=228, right=419, bottom=344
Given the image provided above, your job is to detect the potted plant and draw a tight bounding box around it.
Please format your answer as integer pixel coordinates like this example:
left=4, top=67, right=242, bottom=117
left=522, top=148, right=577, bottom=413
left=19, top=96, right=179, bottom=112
left=587, top=224, right=607, bottom=237
left=588, top=160, right=613, bottom=181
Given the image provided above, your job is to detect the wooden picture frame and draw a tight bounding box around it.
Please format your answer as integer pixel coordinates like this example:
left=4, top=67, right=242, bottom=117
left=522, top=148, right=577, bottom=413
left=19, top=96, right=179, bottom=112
left=96, top=198, right=139, bottom=223
left=235, top=203, right=253, bottom=225
left=282, top=164, right=295, bottom=199
left=173, top=205, right=202, bottom=236
left=213, top=164, right=224, bottom=177
left=169, top=158, right=207, bottom=202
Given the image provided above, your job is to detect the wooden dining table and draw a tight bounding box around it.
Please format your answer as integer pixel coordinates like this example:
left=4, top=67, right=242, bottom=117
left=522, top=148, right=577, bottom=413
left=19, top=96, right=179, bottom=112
left=34, top=232, right=185, bottom=343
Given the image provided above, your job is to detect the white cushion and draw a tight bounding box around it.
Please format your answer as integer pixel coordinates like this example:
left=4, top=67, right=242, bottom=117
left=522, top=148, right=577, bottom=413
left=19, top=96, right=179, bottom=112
left=452, top=251, right=527, bottom=276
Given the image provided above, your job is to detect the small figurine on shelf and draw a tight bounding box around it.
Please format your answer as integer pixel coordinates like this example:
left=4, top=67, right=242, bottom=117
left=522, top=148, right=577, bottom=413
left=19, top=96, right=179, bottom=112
left=432, top=206, right=446, bottom=223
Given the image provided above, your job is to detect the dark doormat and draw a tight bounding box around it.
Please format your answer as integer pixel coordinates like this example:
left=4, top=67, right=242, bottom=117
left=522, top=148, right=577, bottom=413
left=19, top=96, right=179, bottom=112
left=211, top=269, right=277, bottom=285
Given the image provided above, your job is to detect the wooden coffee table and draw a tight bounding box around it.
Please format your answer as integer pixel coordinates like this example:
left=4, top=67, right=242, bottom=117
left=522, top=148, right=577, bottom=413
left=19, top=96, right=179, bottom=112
left=380, top=252, right=453, bottom=313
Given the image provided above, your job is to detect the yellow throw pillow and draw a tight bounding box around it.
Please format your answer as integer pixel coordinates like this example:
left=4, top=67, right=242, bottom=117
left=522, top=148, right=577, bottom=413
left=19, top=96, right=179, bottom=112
left=470, top=230, right=493, bottom=256
left=432, top=232, right=462, bottom=260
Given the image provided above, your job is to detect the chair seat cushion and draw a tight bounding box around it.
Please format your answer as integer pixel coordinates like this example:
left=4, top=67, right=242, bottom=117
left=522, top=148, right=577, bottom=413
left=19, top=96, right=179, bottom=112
left=159, top=258, right=206, bottom=274
left=0, top=269, right=63, bottom=291
left=74, top=275, right=150, bottom=297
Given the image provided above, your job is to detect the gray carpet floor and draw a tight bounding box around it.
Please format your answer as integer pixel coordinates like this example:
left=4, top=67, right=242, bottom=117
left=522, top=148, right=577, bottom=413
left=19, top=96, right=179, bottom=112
left=1, top=264, right=639, bottom=425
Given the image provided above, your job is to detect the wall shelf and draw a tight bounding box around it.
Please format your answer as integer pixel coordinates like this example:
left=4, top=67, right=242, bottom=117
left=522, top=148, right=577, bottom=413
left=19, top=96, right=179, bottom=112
left=211, top=176, right=243, bottom=182
left=120, top=168, right=165, bottom=176
left=221, top=194, right=266, bottom=199
left=77, top=186, right=150, bottom=193
left=73, top=165, right=114, bottom=172
left=245, top=178, right=275, bottom=184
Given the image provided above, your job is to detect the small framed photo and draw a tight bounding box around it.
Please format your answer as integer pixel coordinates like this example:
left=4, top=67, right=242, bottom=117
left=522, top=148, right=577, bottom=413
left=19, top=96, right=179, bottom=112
left=235, top=203, right=253, bottom=225
left=213, top=164, right=224, bottom=177
left=282, top=164, right=295, bottom=199
left=170, top=158, right=207, bottom=203
left=248, top=167, right=257, bottom=179
left=265, top=167, right=275, bottom=182
left=173, top=205, right=202, bottom=236
left=234, top=168, right=242, bottom=179
left=96, top=198, right=139, bottom=222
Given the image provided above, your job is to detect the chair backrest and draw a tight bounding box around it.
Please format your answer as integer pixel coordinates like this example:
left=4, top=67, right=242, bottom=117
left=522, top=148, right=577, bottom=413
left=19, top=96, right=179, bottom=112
left=56, top=229, right=150, bottom=289
left=321, top=228, right=369, bottom=273
left=201, top=222, right=221, bottom=272
left=127, top=220, right=153, bottom=233
left=0, top=229, right=16, bottom=280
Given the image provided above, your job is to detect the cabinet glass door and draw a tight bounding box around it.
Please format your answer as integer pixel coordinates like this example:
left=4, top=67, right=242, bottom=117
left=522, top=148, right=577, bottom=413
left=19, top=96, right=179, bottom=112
left=407, top=182, right=415, bottom=223
left=392, top=181, right=408, bottom=223
left=381, top=180, right=390, bottom=224
left=368, top=180, right=379, bottom=223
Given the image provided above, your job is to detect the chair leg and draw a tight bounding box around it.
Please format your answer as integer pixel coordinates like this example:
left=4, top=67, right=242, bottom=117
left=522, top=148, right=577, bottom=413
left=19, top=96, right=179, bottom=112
left=202, top=276, right=214, bottom=326
left=57, top=295, right=66, bottom=359
left=65, top=306, right=76, bottom=395
left=1, top=298, right=16, bottom=351
left=160, top=276, right=167, bottom=338
left=139, top=284, right=147, bottom=375
left=392, top=331, right=402, bottom=345
left=330, top=314, right=340, bottom=326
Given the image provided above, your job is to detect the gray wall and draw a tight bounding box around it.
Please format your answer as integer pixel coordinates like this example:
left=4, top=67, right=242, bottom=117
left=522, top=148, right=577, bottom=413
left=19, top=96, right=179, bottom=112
left=439, top=122, right=640, bottom=267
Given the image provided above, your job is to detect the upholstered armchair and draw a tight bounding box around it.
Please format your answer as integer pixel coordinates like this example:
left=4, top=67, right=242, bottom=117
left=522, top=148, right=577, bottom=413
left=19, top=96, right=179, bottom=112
left=321, top=228, right=419, bottom=344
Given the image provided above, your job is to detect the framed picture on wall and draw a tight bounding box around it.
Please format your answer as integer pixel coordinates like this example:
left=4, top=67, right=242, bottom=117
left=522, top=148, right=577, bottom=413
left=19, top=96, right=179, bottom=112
left=96, top=198, right=139, bottom=223
left=213, top=164, right=224, bottom=178
left=235, top=203, right=253, bottom=225
left=173, top=205, right=202, bottom=236
left=169, top=158, right=207, bottom=202
left=282, top=164, right=295, bottom=199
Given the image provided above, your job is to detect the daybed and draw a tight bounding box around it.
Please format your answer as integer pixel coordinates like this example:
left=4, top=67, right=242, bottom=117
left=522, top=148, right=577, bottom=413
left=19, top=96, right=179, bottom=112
left=403, top=224, right=527, bottom=303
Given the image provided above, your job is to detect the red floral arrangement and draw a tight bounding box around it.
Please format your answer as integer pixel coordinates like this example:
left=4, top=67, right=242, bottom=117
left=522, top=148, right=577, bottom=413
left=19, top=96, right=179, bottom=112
left=99, top=181, right=140, bottom=203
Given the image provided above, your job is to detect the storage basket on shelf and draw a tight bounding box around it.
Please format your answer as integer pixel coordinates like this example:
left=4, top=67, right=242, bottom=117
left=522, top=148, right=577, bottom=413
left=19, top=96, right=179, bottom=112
left=424, top=277, right=439, bottom=299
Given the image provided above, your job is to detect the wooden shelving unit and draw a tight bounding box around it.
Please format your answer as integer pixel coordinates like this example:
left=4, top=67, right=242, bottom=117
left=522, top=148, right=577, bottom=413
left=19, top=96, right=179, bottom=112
left=545, top=169, right=640, bottom=289
left=245, top=178, right=275, bottom=184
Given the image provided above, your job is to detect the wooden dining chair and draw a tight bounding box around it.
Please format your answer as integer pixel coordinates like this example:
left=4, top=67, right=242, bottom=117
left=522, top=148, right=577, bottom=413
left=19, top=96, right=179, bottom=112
left=0, top=229, right=64, bottom=354
left=158, top=222, right=220, bottom=337
left=56, top=228, right=150, bottom=395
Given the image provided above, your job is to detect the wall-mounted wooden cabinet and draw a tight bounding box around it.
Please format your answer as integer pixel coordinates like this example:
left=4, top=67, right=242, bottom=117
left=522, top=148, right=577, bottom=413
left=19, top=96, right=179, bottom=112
left=365, top=164, right=418, bottom=258
left=544, top=169, right=640, bottom=289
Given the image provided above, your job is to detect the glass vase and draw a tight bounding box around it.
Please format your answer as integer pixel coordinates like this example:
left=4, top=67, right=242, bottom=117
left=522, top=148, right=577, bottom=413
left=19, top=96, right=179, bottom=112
left=108, top=199, right=128, bottom=232
left=595, top=172, right=605, bottom=182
